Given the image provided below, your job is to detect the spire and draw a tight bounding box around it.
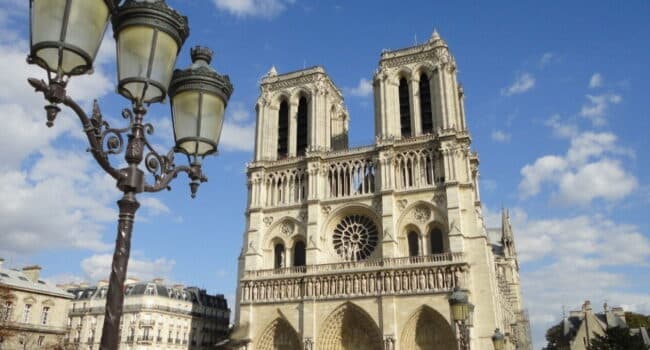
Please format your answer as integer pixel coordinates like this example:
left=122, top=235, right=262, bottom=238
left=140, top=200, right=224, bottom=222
left=428, top=28, right=447, bottom=47
left=266, top=65, right=278, bottom=77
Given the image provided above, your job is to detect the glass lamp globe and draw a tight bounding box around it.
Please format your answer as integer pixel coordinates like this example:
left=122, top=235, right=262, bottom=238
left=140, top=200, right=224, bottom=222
left=169, top=47, right=234, bottom=163
left=112, top=0, right=189, bottom=104
left=29, top=0, right=110, bottom=76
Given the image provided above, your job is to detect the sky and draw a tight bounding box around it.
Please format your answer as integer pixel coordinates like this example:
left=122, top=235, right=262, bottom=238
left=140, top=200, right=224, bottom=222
left=0, top=0, right=649, bottom=349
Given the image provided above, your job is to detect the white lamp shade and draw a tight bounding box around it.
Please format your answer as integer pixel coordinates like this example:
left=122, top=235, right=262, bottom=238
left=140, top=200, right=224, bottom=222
left=30, top=0, right=109, bottom=75
left=116, top=26, right=178, bottom=104
left=172, top=91, right=225, bottom=157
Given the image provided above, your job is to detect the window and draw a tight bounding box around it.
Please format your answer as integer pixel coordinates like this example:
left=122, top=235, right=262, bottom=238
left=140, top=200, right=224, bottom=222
left=296, top=96, right=308, bottom=156
left=399, top=78, right=412, bottom=137
left=277, top=100, right=289, bottom=158
left=293, top=241, right=306, bottom=267
left=41, top=306, right=50, bottom=325
left=408, top=231, right=420, bottom=257
left=419, top=73, right=433, bottom=134
left=274, top=244, right=285, bottom=269
left=2, top=301, right=12, bottom=321
left=430, top=228, right=444, bottom=254
left=22, top=304, right=31, bottom=323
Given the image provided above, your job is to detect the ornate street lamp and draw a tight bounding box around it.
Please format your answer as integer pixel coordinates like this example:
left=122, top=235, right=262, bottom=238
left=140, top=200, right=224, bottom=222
left=449, top=287, right=471, bottom=350
left=27, top=1, right=233, bottom=349
left=492, top=328, right=506, bottom=350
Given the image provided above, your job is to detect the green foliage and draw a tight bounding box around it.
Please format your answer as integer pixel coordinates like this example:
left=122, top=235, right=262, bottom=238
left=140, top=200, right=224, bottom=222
left=590, top=326, right=648, bottom=350
left=626, top=312, right=650, bottom=329
left=543, top=322, right=569, bottom=350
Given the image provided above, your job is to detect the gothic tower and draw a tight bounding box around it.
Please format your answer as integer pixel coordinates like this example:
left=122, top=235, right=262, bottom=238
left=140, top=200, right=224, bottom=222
left=234, top=30, right=530, bottom=350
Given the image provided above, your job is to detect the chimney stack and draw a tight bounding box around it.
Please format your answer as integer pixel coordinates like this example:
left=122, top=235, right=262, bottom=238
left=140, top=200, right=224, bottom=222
left=22, top=265, right=42, bottom=283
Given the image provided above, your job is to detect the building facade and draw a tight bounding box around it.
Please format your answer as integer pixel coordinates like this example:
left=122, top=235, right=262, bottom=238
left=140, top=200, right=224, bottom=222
left=234, top=31, right=530, bottom=349
left=550, top=301, right=649, bottom=350
left=64, top=279, right=230, bottom=350
left=0, top=260, right=72, bottom=349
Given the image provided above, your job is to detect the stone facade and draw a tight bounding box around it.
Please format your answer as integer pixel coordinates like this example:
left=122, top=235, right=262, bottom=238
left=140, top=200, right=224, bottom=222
left=234, top=30, right=530, bottom=350
left=64, top=279, right=230, bottom=350
left=0, top=261, right=72, bottom=349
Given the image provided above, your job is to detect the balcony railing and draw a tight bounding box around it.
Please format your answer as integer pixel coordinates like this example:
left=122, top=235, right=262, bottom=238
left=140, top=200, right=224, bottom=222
left=240, top=253, right=468, bottom=304
left=243, top=252, right=464, bottom=279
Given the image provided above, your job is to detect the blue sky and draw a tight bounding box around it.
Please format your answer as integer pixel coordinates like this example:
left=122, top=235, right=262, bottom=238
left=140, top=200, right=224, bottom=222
left=0, top=1, right=649, bottom=348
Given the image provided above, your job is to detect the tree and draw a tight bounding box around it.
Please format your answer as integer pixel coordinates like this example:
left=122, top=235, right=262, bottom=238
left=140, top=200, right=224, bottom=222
left=626, top=312, right=650, bottom=329
left=0, top=284, right=17, bottom=342
left=543, top=322, right=569, bottom=350
left=590, top=326, right=649, bottom=350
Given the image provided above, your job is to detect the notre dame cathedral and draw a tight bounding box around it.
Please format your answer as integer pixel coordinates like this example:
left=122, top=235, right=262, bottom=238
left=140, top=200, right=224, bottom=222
left=233, top=30, right=531, bottom=350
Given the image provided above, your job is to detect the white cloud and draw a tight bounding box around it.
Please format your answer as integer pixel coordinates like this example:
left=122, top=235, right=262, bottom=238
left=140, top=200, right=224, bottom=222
left=212, top=0, right=296, bottom=18
left=519, top=127, right=637, bottom=205
left=589, top=73, right=603, bottom=88
left=539, top=52, right=559, bottom=68
left=228, top=102, right=252, bottom=122
left=220, top=122, right=255, bottom=152
left=557, top=159, right=638, bottom=204
left=519, top=155, right=567, bottom=198
left=501, top=73, right=535, bottom=96
left=0, top=13, right=122, bottom=260
left=509, top=209, right=650, bottom=349
left=346, top=78, right=373, bottom=97
left=81, top=254, right=175, bottom=282
left=545, top=114, right=579, bottom=139
left=579, top=93, right=622, bottom=126
left=139, top=197, right=171, bottom=216
left=490, top=130, right=511, bottom=142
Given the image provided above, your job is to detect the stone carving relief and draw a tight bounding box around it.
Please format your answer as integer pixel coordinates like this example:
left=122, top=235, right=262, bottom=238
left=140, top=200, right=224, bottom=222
left=413, top=205, right=431, bottom=224
left=372, top=198, right=382, bottom=212
left=432, top=191, right=446, bottom=207
left=263, top=216, right=273, bottom=227
left=280, top=220, right=295, bottom=236
left=397, top=199, right=408, bottom=211
left=321, top=205, right=332, bottom=216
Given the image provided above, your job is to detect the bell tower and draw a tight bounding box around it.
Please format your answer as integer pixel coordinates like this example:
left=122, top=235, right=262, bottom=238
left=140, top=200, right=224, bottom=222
left=374, top=30, right=467, bottom=140
left=254, top=66, right=349, bottom=162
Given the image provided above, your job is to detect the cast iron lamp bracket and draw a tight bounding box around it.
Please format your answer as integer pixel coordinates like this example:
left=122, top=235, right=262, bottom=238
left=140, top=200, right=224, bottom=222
left=27, top=77, right=207, bottom=198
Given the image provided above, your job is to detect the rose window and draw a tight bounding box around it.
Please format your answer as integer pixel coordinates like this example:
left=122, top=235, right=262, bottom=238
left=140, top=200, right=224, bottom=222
left=333, top=214, right=379, bottom=261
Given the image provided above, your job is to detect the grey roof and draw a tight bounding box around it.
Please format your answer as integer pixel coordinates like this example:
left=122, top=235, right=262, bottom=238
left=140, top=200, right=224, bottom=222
left=67, top=281, right=228, bottom=309
left=0, top=267, right=73, bottom=299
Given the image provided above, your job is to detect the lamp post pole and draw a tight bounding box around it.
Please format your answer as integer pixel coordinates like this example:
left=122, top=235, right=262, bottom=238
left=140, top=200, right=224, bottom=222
left=449, top=287, right=472, bottom=350
left=27, top=1, right=233, bottom=349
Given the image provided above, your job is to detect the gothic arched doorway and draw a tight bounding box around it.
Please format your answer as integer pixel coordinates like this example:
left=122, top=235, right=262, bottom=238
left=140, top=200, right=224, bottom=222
left=317, top=302, right=383, bottom=350
left=400, top=306, right=457, bottom=349
left=256, top=318, right=301, bottom=350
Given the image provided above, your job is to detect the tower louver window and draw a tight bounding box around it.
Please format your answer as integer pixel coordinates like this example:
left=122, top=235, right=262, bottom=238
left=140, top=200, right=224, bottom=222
left=296, top=97, right=308, bottom=156
left=277, top=100, right=289, bottom=158
left=399, top=78, right=412, bottom=137
left=419, top=73, right=433, bottom=134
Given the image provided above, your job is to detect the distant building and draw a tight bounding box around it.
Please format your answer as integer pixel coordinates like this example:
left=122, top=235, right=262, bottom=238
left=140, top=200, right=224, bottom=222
left=0, top=259, right=73, bottom=349
left=553, top=300, right=650, bottom=349
left=64, top=278, right=230, bottom=350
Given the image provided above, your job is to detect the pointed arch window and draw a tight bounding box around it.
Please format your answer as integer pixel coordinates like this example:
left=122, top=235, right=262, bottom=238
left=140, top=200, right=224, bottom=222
left=430, top=228, right=444, bottom=254
left=399, top=78, right=412, bottom=137
left=296, top=96, right=308, bottom=156
left=274, top=243, right=285, bottom=269
left=277, top=100, right=289, bottom=158
left=407, top=231, right=419, bottom=257
left=293, top=241, right=306, bottom=267
left=419, top=73, right=433, bottom=134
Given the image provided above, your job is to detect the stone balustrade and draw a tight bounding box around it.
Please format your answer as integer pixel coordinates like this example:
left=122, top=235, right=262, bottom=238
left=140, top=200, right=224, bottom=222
left=240, top=253, right=467, bottom=304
